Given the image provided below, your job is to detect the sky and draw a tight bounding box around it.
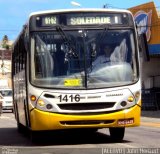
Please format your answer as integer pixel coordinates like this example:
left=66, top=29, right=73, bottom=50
left=0, top=0, right=160, bottom=41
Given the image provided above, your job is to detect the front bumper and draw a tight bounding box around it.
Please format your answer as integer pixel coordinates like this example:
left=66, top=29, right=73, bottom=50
left=30, top=101, right=141, bottom=131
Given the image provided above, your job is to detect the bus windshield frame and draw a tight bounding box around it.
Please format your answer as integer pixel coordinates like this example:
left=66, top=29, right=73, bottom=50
left=30, top=25, right=138, bottom=89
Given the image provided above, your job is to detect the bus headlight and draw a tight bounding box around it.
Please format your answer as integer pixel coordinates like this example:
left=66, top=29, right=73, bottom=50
left=120, top=101, right=127, bottom=107
left=127, top=96, right=134, bottom=102
left=46, top=104, right=53, bottom=109
left=37, top=100, right=45, bottom=107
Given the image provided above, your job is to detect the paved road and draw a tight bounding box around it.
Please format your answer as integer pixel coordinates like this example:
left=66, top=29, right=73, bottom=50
left=0, top=112, right=160, bottom=154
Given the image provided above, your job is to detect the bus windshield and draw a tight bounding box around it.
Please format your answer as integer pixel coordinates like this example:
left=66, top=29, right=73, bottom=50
left=31, top=28, right=138, bottom=89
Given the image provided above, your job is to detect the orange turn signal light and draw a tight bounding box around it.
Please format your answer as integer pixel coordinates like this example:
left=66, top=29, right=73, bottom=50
left=135, top=91, right=140, bottom=98
left=30, top=95, right=36, bottom=101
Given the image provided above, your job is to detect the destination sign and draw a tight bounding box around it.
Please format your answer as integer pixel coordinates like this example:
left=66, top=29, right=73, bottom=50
left=35, top=12, right=128, bottom=28
left=68, top=17, right=111, bottom=25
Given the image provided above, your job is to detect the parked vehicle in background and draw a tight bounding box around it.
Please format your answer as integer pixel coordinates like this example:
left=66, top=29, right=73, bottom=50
left=0, top=93, right=3, bottom=115
left=0, top=89, right=13, bottom=112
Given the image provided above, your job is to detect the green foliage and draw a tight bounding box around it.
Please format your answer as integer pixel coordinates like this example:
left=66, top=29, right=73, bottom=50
left=1, top=35, right=10, bottom=49
left=2, top=44, right=9, bottom=49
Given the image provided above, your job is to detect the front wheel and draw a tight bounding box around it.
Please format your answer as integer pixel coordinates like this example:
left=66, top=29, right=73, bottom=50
left=109, top=127, right=125, bottom=141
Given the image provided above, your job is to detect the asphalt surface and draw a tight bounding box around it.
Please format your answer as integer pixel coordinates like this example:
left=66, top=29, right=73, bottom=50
left=0, top=110, right=160, bottom=154
left=141, top=110, right=160, bottom=123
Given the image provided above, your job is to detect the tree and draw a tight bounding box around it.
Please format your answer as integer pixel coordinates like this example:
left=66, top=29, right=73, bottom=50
left=2, top=35, right=9, bottom=49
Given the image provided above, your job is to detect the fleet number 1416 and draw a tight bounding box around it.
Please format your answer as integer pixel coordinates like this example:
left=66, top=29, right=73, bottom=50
left=58, top=94, right=80, bottom=102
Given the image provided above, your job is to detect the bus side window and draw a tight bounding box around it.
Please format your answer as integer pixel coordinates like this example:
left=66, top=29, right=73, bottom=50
left=35, top=53, right=40, bottom=78
left=35, top=45, right=54, bottom=78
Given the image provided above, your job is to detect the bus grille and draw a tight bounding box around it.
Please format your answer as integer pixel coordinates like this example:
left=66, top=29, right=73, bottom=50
left=60, top=120, right=114, bottom=125
left=58, top=102, right=115, bottom=111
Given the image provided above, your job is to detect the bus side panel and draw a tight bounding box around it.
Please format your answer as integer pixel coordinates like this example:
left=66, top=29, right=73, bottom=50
left=14, top=71, right=27, bottom=126
left=13, top=74, right=19, bottom=121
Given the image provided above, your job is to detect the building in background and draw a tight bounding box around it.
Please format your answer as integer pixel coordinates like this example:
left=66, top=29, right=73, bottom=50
left=0, top=48, right=12, bottom=89
left=129, top=1, right=160, bottom=110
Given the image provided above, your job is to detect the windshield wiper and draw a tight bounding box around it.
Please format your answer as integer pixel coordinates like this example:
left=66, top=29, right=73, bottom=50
left=56, top=26, right=78, bottom=61
left=96, top=24, right=112, bottom=45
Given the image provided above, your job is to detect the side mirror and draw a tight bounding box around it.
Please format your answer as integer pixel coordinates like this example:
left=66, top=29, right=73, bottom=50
left=138, top=33, right=150, bottom=61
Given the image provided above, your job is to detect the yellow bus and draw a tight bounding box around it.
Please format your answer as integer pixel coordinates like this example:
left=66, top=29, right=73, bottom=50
left=12, top=8, right=148, bottom=142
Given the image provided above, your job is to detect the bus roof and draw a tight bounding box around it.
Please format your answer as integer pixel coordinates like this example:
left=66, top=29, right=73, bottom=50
left=29, top=8, right=132, bottom=17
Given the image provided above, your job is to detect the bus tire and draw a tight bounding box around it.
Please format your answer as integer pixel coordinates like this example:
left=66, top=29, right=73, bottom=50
left=109, top=127, right=125, bottom=141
